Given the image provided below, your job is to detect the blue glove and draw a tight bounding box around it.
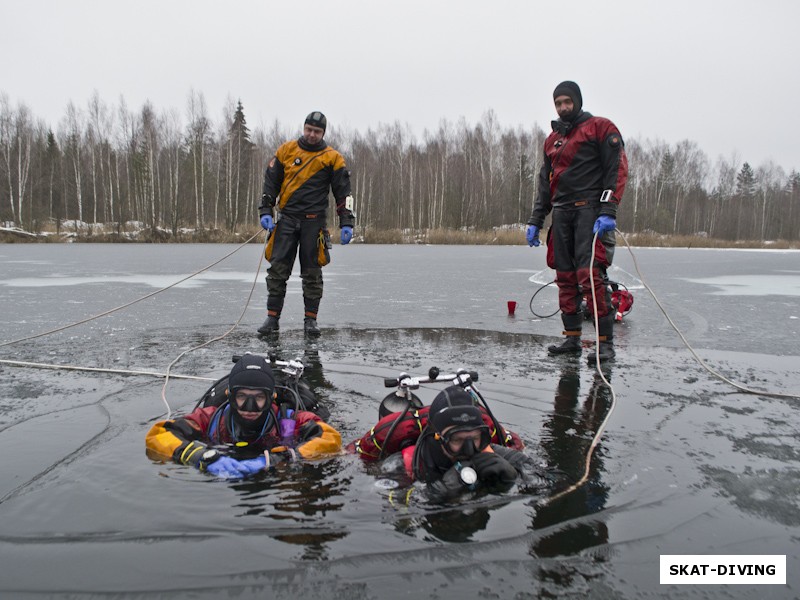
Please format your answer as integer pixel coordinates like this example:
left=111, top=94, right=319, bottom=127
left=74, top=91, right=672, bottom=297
left=341, top=226, right=353, bottom=245
left=260, top=215, right=274, bottom=232
left=237, top=456, right=267, bottom=475
left=526, top=225, right=540, bottom=247
left=593, top=215, right=616, bottom=235
left=205, top=455, right=264, bottom=479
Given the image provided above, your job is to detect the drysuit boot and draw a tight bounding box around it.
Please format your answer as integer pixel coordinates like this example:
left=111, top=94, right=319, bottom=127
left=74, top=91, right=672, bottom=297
left=587, top=340, right=615, bottom=362
left=549, top=313, right=583, bottom=355
left=548, top=332, right=582, bottom=354
left=257, top=315, right=280, bottom=335
left=304, top=317, right=321, bottom=337
left=587, top=311, right=615, bottom=362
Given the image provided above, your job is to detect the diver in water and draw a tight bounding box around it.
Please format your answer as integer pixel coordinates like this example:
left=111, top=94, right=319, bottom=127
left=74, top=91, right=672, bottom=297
left=145, top=353, right=341, bottom=478
left=378, top=386, right=541, bottom=500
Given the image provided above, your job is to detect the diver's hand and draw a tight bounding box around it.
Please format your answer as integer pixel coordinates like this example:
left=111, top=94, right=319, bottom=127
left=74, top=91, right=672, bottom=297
left=206, top=456, right=263, bottom=479
left=237, top=456, right=268, bottom=474
left=471, top=451, right=518, bottom=486
left=260, top=214, right=274, bottom=232
left=264, top=447, right=297, bottom=468
left=593, top=215, right=616, bottom=235
left=526, top=225, right=540, bottom=247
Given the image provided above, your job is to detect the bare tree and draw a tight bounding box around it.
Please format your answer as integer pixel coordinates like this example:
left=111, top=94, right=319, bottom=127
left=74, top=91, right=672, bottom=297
left=186, top=89, right=210, bottom=229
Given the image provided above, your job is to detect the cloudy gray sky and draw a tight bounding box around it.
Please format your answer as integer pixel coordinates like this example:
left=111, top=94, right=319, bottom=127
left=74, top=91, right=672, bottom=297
left=2, top=0, right=799, bottom=172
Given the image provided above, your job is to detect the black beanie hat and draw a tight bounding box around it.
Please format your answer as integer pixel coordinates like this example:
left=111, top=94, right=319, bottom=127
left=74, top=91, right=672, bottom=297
left=304, top=111, right=327, bottom=132
left=228, top=353, right=275, bottom=395
left=429, top=386, right=483, bottom=433
left=553, top=80, right=583, bottom=114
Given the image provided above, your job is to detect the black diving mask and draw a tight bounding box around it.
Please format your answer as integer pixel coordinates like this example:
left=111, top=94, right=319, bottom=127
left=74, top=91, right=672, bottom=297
left=440, top=425, right=491, bottom=459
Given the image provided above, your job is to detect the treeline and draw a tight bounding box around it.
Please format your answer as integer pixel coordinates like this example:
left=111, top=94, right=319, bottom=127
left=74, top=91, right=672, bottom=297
left=2, top=91, right=799, bottom=241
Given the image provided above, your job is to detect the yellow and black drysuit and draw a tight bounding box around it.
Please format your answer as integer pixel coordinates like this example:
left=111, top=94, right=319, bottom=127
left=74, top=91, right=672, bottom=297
left=145, top=402, right=342, bottom=471
left=259, top=136, right=355, bottom=321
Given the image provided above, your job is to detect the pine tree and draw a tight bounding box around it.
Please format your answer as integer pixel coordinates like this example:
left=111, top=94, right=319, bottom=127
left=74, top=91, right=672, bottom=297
left=224, top=100, right=254, bottom=230
left=45, top=130, right=62, bottom=225
left=736, top=162, right=756, bottom=197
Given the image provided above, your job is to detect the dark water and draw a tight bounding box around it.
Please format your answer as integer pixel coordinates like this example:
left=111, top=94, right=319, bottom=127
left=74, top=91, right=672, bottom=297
left=1, top=243, right=799, bottom=599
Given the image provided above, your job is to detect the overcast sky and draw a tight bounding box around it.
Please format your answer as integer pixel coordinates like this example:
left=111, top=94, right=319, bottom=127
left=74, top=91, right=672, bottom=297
left=2, top=0, right=799, bottom=172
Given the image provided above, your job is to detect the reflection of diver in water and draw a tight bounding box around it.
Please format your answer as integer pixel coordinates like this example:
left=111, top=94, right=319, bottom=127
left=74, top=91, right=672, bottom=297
left=231, top=458, right=351, bottom=560
left=259, top=338, right=334, bottom=397
left=417, top=504, right=492, bottom=543
left=227, top=350, right=351, bottom=561
left=532, top=365, right=612, bottom=557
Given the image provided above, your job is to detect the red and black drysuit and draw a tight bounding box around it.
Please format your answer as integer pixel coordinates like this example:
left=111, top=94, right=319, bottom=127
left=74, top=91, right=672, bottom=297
left=528, top=111, right=628, bottom=340
left=348, top=405, right=547, bottom=502
left=259, top=137, right=355, bottom=321
left=146, top=402, right=341, bottom=468
left=405, top=436, right=535, bottom=501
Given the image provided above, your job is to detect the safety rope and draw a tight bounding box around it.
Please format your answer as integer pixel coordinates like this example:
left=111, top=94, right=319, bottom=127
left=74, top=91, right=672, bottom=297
left=617, top=231, right=800, bottom=401
left=0, top=232, right=262, bottom=349
left=0, top=231, right=268, bottom=419
left=541, top=230, right=615, bottom=505
left=0, top=358, right=215, bottom=382
left=159, top=234, right=267, bottom=419
left=541, top=229, right=800, bottom=507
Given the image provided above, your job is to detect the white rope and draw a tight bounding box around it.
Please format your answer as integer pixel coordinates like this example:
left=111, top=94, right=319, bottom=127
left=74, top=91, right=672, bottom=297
left=159, top=233, right=268, bottom=419
left=0, top=230, right=269, bottom=419
left=542, top=228, right=800, bottom=506
left=0, top=358, right=215, bottom=382
left=617, top=230, right=799, bottom=401
left=542, top=230, right=615, bottom=504
left=0, top=232, right=262, bottom=349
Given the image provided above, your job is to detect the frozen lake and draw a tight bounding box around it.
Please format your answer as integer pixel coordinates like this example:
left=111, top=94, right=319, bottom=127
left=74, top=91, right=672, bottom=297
left=1, top=243, right=799, bottom=598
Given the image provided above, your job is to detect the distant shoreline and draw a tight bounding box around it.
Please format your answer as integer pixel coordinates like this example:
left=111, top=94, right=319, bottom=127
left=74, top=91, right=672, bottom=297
left=1, top=225, right=797, bottom=250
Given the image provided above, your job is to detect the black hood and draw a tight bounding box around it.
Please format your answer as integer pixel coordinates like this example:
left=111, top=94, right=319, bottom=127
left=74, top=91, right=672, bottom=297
left=553, top=80, right=583, bottom=122
left=298, top=136, right=327, bottom=152
left=551, top=110, right=592, bottom=136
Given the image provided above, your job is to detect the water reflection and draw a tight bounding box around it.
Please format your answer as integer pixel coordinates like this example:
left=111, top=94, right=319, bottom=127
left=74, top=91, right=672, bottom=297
left=531, top=364, right=612, bottom=558
left=389, top=497, right=507, bottom=543
left=418, top=505, right=493, bottom=543
left=231, top=459, right=352, bottom=560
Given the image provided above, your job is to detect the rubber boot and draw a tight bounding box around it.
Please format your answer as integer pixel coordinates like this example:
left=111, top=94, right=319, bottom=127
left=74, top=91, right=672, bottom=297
left=257, top=314, right=280, bottom=335
left=587, top=311, right=615, bottom=362
left=548, top=331, right=582, bottom=354
left=303, top=310, right=321, bottom=337
left=304, top=317, right=320, bottom=337
left=587, top=339, right=615, bottom=362
left=548, top=312, right=583, bottom=355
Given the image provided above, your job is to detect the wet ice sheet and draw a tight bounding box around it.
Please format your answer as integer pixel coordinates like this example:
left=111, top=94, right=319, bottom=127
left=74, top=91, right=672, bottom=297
left=684, top=274, right=800, bottom=296
left=0, top=271, right=261, bottom=288
left=1, top=244, right=799, bottom=598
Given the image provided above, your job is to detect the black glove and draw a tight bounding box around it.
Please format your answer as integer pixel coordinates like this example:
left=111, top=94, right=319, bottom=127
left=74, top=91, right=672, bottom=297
left=176, top=440, right=220, bottom=469
left=264, top=447, right=298, bottom=468
left=260, top=194, right=275, bottom=212
left=470, top=451, right=518, bottom=487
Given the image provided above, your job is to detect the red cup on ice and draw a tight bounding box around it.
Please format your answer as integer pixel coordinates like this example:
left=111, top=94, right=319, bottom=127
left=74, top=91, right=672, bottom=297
left=507, top=301, right=517, bottom=316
